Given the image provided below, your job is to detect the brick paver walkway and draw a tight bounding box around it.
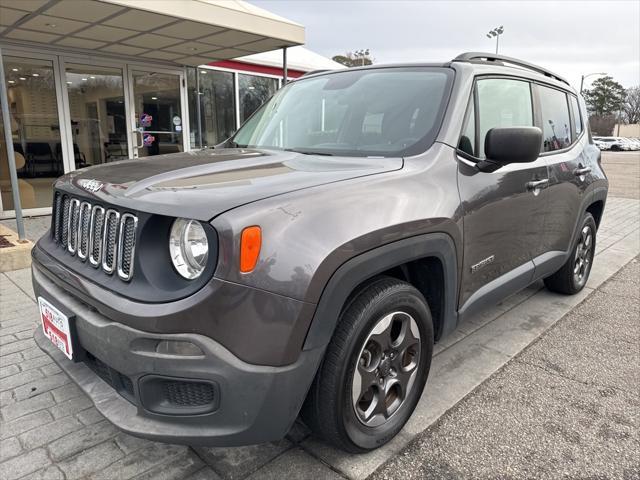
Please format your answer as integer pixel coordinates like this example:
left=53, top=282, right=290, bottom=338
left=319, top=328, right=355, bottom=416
left=1, top=195, right=639, bottom=480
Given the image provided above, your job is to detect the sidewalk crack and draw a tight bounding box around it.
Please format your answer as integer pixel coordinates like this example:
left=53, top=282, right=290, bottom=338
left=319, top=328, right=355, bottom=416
left=514, top=358, right=637, bottom=396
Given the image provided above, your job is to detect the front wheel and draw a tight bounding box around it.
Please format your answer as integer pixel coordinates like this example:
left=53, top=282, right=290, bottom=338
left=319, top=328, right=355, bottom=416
left=544, top=212, right=597, bottom=295
left=302, top=277, right=433, bottom=453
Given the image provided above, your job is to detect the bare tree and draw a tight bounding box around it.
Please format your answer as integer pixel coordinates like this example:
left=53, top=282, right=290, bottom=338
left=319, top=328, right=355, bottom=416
left=623, top=86, right=640, bottom=124
left=332, top=49, right=374, bottom=67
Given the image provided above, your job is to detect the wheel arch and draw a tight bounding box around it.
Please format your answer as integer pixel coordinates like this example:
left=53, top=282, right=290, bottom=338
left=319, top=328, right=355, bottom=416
left=586, top=199, right=605, bottom=229
left=302, top=233, right=459, bottom=352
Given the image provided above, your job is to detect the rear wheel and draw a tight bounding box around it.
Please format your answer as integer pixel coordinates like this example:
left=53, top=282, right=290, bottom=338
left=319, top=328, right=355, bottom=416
left=544, top=213, right=596, bottom=294
left=303, top=277, right=433, bottom=452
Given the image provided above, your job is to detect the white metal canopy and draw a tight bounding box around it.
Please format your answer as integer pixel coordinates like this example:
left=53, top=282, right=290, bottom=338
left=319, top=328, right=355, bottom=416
left=0, top=0, right=305, bottom=66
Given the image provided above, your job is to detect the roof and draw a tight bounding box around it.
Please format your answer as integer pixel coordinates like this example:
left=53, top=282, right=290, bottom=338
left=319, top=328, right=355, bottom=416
left=0, top=0, right=305, bottom=66
left=233, top=45, right=345, bottom=72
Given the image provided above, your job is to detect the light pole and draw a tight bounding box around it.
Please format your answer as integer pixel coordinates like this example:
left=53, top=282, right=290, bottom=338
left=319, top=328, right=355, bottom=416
left=580, top=72, right=606, bottom=94
left=486, top=26, right=504, bottom=54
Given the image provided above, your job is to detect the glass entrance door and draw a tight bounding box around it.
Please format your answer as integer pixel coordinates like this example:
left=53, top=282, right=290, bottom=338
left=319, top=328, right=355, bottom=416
left=63, top=63, right=128, bottom=167
left=130, top=69, right=187, bottom=158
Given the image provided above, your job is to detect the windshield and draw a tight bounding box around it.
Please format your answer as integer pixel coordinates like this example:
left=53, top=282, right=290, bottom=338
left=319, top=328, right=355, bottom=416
left=231, top=67, right=453, bottom=157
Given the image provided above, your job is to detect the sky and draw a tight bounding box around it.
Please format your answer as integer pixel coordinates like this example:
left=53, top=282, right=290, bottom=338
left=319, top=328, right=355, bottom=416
left=250, top=0, right=640, bottom=90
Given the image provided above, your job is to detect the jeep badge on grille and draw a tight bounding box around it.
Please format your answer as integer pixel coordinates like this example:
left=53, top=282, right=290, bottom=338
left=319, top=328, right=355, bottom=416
left=78, top=179, right=104, bottom=193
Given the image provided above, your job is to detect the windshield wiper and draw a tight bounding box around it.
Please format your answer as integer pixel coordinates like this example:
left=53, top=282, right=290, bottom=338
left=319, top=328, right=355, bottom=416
left=284, top=148, right=333, bottom=156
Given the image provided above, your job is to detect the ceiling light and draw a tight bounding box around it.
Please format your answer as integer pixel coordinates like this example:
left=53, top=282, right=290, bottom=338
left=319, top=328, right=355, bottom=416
left=66, top=81, right=72, bottom=84
left=200, top=70, right=207, bottom=74
left=32, top=73, right=39, bottom=77
left=82, top=78, right=88, bottom=81
left=11, top=68, right=18, bottom=72
left=90, top=76, right=95, bottom=79
left=8, top=80, right=15, bottom=84
left=19, top=77, right=26, bottom=81
left=151, top=96, right=158, bottom=100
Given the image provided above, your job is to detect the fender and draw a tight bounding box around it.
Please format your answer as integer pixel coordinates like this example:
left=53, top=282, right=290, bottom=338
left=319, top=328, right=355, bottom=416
left=302, top=233, right=459, bottom=351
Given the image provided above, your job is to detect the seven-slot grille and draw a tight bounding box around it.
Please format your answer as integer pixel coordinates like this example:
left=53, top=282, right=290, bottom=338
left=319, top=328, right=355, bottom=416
left=52, top=192, right=138, bottom=281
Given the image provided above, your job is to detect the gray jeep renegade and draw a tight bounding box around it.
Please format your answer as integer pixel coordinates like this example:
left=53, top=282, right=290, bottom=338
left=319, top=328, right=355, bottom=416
left=33, top=52, right=608, bottom=453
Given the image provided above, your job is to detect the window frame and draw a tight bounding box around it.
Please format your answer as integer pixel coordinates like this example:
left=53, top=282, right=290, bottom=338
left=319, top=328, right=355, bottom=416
left=456, top=74, right=586, bottom=161
left=568, top=94, right=584, bottom=141
left=532, top=82, right=584, bottom=157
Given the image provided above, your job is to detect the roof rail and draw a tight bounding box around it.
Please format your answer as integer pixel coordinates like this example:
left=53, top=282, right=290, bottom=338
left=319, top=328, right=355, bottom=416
left=453, top=52, right=570, bottom=86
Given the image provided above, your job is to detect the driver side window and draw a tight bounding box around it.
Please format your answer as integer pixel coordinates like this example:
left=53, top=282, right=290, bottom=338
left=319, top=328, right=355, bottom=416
left=459, top=78, right=534, bottom=159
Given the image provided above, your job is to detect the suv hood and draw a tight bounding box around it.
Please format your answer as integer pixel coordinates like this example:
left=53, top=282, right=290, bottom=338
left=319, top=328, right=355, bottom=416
left=59, top=148, right=403, bottom=220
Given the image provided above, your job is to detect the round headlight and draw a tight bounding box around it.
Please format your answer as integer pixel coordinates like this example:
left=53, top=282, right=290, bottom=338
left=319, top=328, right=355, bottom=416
left=169, top=218, right=209, bottom=279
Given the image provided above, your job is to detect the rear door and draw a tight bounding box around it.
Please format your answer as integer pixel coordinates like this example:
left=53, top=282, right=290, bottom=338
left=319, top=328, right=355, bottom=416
left=456, top=77, right=550, bottom=315
left=535, top=85, right=592, bottom=265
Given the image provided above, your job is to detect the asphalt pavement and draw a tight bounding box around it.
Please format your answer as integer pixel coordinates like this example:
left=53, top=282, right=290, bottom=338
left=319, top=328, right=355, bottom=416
left=371, top=257, right=639, bottom=480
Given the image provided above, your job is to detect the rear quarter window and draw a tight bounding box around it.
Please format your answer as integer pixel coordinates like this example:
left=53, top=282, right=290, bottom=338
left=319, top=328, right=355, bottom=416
left=569, top=95, right=583, bottom=140
left=538, top=85, right=572, bottom=152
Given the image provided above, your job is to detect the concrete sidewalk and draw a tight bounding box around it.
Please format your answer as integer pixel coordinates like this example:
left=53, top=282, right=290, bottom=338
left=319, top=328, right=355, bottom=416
left=1, top=193, right=639, bottom=480
left=372, top=257, right=639, bottom=480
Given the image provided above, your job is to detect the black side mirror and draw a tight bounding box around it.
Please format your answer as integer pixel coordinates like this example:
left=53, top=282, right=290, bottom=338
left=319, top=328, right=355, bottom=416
left=477, top=127, right=542, bottom=172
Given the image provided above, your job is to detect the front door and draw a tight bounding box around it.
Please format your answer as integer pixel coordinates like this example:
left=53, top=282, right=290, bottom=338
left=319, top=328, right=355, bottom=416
left=129, top=68, right=188, bottom=158
left=456, top=77, right=549, bottom=317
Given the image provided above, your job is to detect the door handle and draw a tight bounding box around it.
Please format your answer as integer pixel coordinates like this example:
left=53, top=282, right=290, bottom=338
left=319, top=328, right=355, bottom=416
left=574, top=166, right=591, bottom=176
left=526, top=179, right=549, bottom=190
left=134, top=130, right=144, bottom=149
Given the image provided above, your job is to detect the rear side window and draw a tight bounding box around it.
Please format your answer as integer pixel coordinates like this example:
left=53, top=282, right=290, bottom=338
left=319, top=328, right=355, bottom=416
left=569, top=95, right=583, bottom=140
left=538, top=86, right=571, bottom=152
left=474, top=78, right=534, bottom=158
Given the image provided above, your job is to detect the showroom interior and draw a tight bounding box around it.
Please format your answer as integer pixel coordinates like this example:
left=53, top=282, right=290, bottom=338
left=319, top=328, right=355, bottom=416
left=0, top=0, right=331, bottom=220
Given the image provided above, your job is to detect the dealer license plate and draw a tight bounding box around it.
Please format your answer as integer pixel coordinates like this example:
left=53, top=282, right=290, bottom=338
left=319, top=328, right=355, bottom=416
left=39, top=297, right=73, bottom=360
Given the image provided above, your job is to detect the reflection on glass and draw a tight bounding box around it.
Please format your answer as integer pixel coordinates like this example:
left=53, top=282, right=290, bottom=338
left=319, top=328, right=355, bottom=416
left=238, top=73, right=278, bottom=125
left=569, top=95, right=583, bottom=140
left=132, top=71, right=183, bottom=157
left=1, top=56, right=61, bottom=210
left=65, top=63, right=127, bottom=167
left=195, top=68, right=236, bottom=147
left=477, top=79, right=533, bottom=158
left=539, top=86, right=571, bottom=152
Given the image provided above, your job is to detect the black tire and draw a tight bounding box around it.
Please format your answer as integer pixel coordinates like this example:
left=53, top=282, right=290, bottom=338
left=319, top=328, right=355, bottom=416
left=302, top=277, right=433, bottom=453
left=544, top=212, right=597, bottom=295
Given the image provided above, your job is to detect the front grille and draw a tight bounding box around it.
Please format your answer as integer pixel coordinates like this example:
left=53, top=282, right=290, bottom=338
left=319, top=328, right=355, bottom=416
left=163, top=381, right=215, bottom=407
left=51, top=192, right=137, bottom=281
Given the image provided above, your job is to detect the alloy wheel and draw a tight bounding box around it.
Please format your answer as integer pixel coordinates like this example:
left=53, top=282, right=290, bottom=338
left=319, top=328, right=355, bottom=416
left=351, top=311, right=421, bottom=427
left=574, top=225, right=593, bottom=286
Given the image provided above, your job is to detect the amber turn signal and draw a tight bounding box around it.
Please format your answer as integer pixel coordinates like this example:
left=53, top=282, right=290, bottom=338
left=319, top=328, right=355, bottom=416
left=240, top=226, right=262, bottom=273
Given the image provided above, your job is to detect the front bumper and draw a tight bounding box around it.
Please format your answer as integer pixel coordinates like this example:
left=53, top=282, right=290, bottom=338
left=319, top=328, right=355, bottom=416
left=32, top=263, right=324, bottom=446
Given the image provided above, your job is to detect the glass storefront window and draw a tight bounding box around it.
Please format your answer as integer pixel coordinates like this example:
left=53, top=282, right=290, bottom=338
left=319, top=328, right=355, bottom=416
left=1, top=56, right=61, bottom=210
left=238, top=73, right=278, bottom=125
left=198, top=69, right=236, bottom=147
left=65, top=63, right=127, bottom=167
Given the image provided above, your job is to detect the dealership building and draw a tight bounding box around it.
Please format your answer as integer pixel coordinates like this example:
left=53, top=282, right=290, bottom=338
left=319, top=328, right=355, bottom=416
left=0, top=0, right=342, bottom=220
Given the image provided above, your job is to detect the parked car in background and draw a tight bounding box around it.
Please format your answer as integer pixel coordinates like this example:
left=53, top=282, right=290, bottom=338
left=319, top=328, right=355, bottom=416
left=596, top=137, right=631, bottom=151
left=593, top=137, right=611, bottom=150
left=622, top=138, right=640, bottom=150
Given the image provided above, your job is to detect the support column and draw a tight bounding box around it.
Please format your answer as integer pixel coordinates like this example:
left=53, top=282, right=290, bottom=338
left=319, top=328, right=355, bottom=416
left=282, top=47, right=288, bottom=86
left=0, top=47, right=25, bottom=239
